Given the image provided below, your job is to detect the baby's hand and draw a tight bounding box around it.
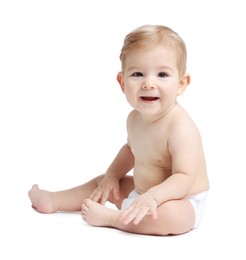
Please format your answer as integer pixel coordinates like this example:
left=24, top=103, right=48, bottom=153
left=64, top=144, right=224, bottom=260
left=89, top=175, right=120, bottom=205
left=121, top=193, right=158, bottom=225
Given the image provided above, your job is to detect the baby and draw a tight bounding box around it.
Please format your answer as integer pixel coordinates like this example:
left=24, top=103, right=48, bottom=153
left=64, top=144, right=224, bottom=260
left=28, top=25, right=209, bottom=236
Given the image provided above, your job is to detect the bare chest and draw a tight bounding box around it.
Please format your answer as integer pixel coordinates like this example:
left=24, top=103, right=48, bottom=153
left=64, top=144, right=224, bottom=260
left=128, top=125, right=171, bottom=168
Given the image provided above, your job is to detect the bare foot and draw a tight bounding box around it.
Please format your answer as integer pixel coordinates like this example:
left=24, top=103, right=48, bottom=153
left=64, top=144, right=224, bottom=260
left=28, top=184, right=56, bottom=213
left=81, top=199, right=119, bottom=227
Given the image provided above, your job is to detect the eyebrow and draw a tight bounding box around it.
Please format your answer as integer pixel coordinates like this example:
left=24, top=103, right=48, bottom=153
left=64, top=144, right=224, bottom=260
left=158, top=66, right=174, bottom=72
left=126, top=66, right=141, bottom=71
left=127, top=66, right=174, bottom=72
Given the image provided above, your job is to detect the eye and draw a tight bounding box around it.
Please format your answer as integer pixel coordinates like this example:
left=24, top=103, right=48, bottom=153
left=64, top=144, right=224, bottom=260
left=131, top=72, right=143, bottom=77
left=157, top=72, right=169, bottom=78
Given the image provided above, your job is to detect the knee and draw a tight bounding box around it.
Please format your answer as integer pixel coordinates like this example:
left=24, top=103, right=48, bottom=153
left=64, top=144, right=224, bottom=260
left=157, top=200, right=195, bottom=235
left=161, top=202, right=181, bottom=226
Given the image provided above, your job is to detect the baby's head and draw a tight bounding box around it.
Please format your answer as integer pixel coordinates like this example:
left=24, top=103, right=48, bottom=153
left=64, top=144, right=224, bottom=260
left=119, top=25, right=187, bottom=77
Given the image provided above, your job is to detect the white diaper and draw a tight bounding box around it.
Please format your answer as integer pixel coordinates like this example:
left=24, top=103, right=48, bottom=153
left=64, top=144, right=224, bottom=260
left=188, top=190, right=209, bottom=229
left=121, top=190, right=140, bottom=210
left=121, top=190, right=209, bottom=229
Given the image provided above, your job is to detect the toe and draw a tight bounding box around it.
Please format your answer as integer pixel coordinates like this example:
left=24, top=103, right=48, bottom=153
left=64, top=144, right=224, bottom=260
left=81, top=203, right=88, bottom=211
left=83, top=198, right=93, bottom=208
left=32, top=184, right=39, bottom=189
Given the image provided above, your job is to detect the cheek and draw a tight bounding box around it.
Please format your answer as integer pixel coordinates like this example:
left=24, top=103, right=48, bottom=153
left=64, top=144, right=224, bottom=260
left=124, top=84, right=134, bottom=95
left=160, top=83, right=179, bottom=97
left=125, top=89, right=134, bottom=99
left=124, top=87, right=138, bottom=105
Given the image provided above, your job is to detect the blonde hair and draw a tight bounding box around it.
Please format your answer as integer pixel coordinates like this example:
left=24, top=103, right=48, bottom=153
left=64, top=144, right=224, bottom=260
left=119, top=25, right=187, bottom=76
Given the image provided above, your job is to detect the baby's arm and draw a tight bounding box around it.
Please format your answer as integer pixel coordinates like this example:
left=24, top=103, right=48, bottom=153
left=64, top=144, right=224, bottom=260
left=106, top=143, right=135, bottom=178
left=89, top=143, right=134, bottom=204
left=121, top=121, right=204, bottom=225
left=148, top=121, right=204, bottom=204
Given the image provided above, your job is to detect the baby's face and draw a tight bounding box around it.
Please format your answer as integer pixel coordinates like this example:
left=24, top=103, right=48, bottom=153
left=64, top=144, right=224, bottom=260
left=120, top=46, right=183, bottom=120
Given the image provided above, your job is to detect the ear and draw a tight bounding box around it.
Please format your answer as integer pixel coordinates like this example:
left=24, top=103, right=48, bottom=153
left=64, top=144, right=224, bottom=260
left=177, top=73, right=190, bottom=96
left=117, top=72, right=125, bottom=93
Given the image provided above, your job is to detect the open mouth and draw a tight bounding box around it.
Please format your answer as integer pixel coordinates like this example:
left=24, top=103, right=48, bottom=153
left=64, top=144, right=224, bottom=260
left=140, top=96, right=160, bottom=101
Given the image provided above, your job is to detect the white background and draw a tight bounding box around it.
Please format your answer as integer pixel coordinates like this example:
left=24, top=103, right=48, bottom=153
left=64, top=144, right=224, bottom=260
left=1, top=0, right=245, bottom=259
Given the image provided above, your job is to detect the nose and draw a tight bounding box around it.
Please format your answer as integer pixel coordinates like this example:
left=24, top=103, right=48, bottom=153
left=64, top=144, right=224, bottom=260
left=142, top=81, right=156, bottom=90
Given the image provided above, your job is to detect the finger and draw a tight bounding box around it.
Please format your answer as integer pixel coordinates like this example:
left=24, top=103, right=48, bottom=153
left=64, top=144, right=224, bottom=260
left=121, top=207, right=138, bottom=225
left=88, top=188, right=97, bottom=200
left=100, top=190, right=110, bottom=205
left=121, top=205, right=133, bottom=219
left=150, top=208, right=158, bottom=220
left=133, top=208, right=148, bottom=225
left=113, top=187, right=120, bottom=200
left=123, top=212, right=136, bottom=225
left=90, top=189, right=102, bottom=202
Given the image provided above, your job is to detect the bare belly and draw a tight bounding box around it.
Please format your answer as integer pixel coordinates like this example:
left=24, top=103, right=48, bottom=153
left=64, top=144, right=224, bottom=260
left=133, top=165, right=171, bottom=194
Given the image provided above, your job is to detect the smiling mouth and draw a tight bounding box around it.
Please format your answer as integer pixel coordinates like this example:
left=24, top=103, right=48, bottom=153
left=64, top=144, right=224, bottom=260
left=140, top=96, right=160, bottom=101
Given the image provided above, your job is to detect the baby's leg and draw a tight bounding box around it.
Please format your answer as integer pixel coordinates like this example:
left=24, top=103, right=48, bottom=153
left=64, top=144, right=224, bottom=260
left=82, top=199, right=195, bottom=236
left=28, top=175, right=105, bottom=213
left=28, top=184, right=56, bottom=213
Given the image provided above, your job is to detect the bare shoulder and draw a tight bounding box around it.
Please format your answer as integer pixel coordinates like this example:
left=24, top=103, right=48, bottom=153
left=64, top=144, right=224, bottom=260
left=127, top=110, right=140, bottom=125
left=168, top=104, right=202, bottom=142
left=127, top=109, right=139, bottom=119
